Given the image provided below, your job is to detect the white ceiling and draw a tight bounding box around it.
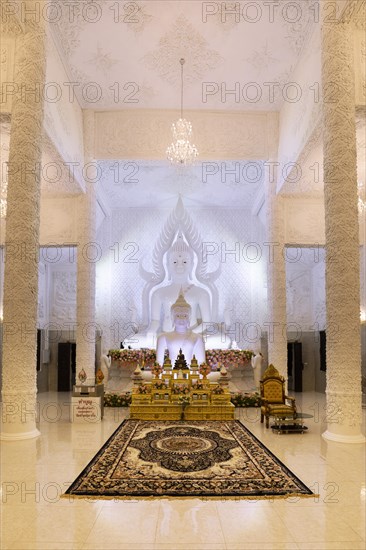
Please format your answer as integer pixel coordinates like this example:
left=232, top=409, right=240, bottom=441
left=49, top=0, right=316, bottom=209
left=51, top=0, right=316, bottom=111
left=45, top=0, right=364, bottom=210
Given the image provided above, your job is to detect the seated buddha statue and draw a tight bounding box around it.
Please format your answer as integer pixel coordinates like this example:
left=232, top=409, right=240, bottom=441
left=127, top=232, right=230, bottom=350
left=174, top=348, right=188, bottom=370
left=150, top=233, right=211, bottom=334
left=156, top=291, right=206, bottom=366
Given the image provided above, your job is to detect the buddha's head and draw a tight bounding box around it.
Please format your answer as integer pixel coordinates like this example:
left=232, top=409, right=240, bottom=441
left=171, top=290, right=191, bottom=330
left=167, top=233, right=194, bottom=280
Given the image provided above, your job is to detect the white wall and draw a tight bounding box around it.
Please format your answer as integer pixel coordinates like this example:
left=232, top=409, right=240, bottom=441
left=43, top=30, right=84, bottom=187
left=277, top=24, right=322, bottom=190
left=284, top=198, right=325, bottom=245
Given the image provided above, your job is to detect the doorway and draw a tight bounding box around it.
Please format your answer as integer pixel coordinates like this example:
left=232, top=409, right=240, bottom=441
left=287, top=341, right=303, bottom=392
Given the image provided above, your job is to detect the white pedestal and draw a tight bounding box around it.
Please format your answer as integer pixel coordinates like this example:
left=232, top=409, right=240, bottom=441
left=71, top=396, right=102, bottom=423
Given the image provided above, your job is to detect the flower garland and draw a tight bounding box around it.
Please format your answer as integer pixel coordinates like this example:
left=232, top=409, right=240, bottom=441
left=205, top=349, right=254, bottom=368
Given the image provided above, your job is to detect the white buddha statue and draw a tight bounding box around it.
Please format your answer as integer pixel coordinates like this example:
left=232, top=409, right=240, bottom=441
left=127, top=231, right=230, bottom=350
left=156, top=290, right=205, bottom=365
left=149, top=233, right=210, bottom=334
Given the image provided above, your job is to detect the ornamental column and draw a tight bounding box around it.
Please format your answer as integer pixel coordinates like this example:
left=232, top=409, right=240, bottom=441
left=321, top=20, right=364, bottom=442
left=1, top=13, right=46, bottom=439
left=264, top=113, right=288, bottom=380
left=75, top=111, right=98, bottom=384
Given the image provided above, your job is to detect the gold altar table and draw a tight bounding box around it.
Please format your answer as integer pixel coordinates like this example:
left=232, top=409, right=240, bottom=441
left=130, top=368, right=235, bottom=420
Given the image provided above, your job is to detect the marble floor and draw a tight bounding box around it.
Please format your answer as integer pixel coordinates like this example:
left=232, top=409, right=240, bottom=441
left=1, top=390, right=365, bottom=550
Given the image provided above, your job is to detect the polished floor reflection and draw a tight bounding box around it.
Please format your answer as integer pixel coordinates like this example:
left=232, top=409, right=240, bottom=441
left=1, top=391, right=365, bottom=550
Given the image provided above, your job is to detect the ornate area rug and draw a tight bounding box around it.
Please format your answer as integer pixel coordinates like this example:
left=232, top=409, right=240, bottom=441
left=64, top=420, right=314, bottom=499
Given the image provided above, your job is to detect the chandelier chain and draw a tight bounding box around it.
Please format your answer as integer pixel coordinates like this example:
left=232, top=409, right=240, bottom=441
left=166, top=58, right=198, bottom=166
left=180, top=58, right=184, bottom=120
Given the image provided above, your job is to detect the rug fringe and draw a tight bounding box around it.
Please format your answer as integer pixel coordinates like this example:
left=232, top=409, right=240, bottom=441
left=61, top=493, right=319, bottom=501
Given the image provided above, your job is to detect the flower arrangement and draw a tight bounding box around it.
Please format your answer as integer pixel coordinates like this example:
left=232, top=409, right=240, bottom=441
left=212, top=385, right=225, bottom=395
left=109, top=349, right=123, bottom=360
left=151, top=363, right=163, bottom=377
left=153, top=380, right=167, bottom=390
left=108, top=349, right=157, bottom=364
left=171, top=384, right=190, bottom=395
left=104, top=392, right=132, bottom=407
left=136, top=383, right=151, bottom=394
left=199, top=363, right=211, bottom=377
left=230, top=392, right=261, bottom=407
left=178, top=395, right=191, bottom=406
left=192, top=381, right=205, bottom=390
left=205, top=349, right=254, bottom=368
left=140, top=348, right=157, bottom=363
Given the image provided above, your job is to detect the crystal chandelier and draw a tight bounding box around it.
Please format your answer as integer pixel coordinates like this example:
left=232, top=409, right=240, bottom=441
left=166, top=58, right=198, bottom=165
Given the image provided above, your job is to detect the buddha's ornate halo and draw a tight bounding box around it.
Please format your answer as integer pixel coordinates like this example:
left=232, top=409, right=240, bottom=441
left=139, top=196, right=221, bottom=326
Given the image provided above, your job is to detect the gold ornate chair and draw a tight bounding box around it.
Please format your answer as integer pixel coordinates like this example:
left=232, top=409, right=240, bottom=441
left=260, top=364, right=297, bottom=428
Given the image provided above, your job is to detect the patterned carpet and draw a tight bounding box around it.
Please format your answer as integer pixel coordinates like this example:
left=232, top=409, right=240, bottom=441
left=65, top=420, right=314, bottom=499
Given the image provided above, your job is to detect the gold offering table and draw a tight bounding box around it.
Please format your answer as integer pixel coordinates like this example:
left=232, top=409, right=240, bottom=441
left=130, top=369, right=235, bottom=421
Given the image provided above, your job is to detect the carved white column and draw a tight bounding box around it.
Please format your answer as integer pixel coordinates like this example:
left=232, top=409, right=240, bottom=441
left=1, top=16, right=46, bottom=439
left=75, top=111, right=97, bottom=383
left=264, top=113, right=288, bottom=379
left=321, top=21, right=364, bottom=442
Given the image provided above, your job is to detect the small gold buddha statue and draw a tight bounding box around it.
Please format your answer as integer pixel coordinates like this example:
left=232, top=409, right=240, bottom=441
left=174, top=348, right=188, bottom=370
left=163, top=353, right=172, bottom=371
left=190, top=354, right=199, bottom=371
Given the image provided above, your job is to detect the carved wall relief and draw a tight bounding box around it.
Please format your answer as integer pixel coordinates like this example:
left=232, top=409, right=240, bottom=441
left=286, top=270, right=312, bottom=329
left=50, top=269, right=77, bottom=324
